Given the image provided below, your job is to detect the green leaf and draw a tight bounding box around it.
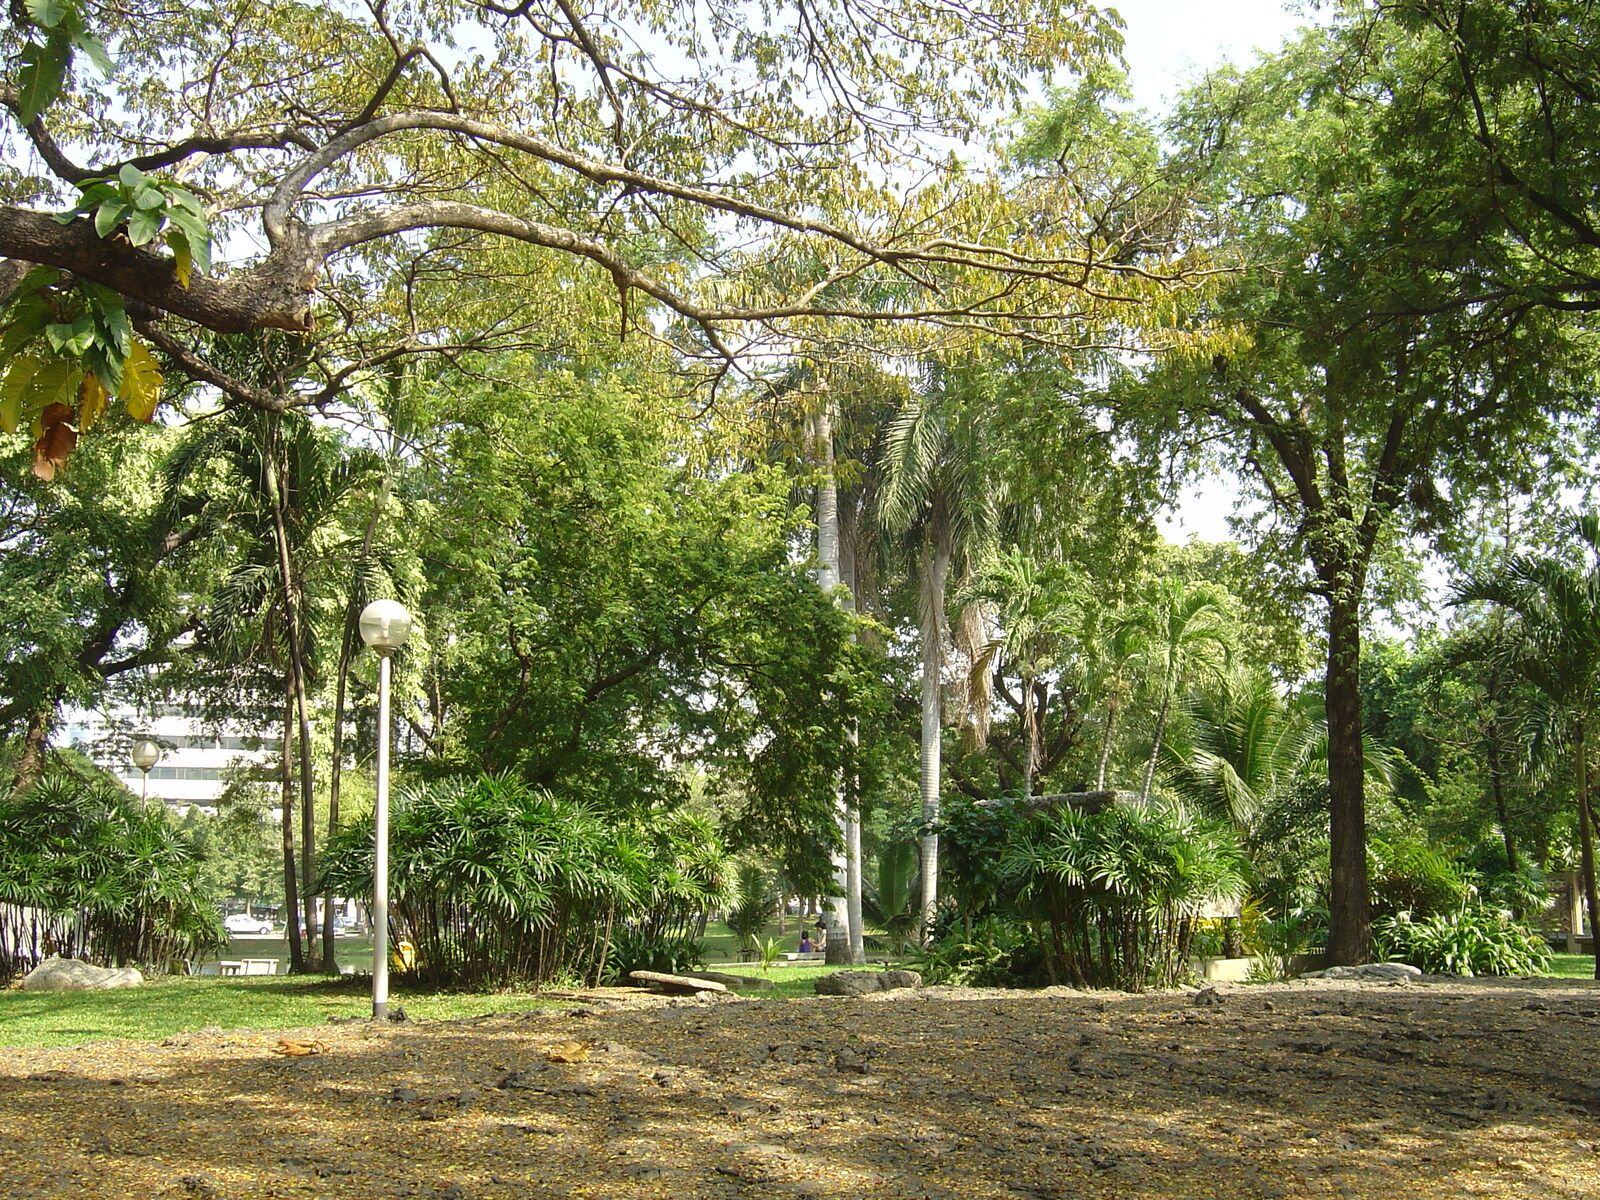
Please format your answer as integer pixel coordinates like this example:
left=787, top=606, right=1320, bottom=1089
left=16, top=36, right=71, bottom=124
left=24, top=0, right=69, bottom=30
left=126, top=205, right=163, bottom=246
left=117, top=163, right=145, bottom=191
left=44, top=314, right=95, bottom=356
left=27, top=357, right=79, bottom=415
left=0, top=355, right=46, bottom=433
left=132, top=185, right=167, bottom=211
left=165, top=209, right=211, bottom=274
left=69, top=30, right=110, bottom=76
left=93, top=198, right=129, bottom=237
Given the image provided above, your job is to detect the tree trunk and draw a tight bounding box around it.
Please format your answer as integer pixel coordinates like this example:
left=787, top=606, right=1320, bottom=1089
left=1021, top=676, right=1039, bottom=797
left=9, top=699, right=56, bottom=795
left=1324, top=590, right=1370, bottom=967
left=1484, top=668, right=1520, bottom=878
left=1574, top=718, right=1600, bottom=980
left=1095, top=694, right=1118, bottom=792
left=267, top=423, right=321, bottom=972
left=1139, top=691, right=1173, bottom=803
left=281, top=683, right=305, bottom=974
left=918, top=534, right=952, bottom=941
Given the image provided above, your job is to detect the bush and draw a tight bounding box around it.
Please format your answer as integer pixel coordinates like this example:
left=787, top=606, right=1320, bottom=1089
left=911, top=916, right=1051, bottom=988
left=1008, top=801, right=1248, bottom=991
left=724, top=866, right=775, bottom=954
left=0, top=770, right=223, bottom=979
left=1375, top=906, right=1552, bottom=977
left=599, top=927, right=706, bottom=984
left=1369, top=837, right=1469, bottom=920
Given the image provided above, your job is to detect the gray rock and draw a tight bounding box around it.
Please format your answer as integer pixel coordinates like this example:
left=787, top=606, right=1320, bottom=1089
left=813, top=969, right=923, bottom=996
left=1192, top=986, right=1226, bottom=1006
left=1302, top=962, right=1422, bottom=981
left=629, top=969, right=727, bottom=994
left=22, top=957, right=143, bottom=992
left=681, top=970, right=774, bottom=991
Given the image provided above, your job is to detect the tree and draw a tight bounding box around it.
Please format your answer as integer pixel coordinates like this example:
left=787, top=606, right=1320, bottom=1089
left=1455, top=514, right=1600, bottom=978
left=875, top=363, right=1002, bottom=939
left=1141, top=15, right=1597, bottom=964
left=1115, top=578, right=1232, bottom=803
left=0, top=0, right=1193, bottom=446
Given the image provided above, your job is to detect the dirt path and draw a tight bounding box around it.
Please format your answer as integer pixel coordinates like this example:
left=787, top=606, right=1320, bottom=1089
left=4, top=976, right=1599, bottom=1198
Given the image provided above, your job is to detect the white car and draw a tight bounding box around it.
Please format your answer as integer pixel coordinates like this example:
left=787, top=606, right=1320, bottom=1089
left=224, top=914, right=274, bottom=935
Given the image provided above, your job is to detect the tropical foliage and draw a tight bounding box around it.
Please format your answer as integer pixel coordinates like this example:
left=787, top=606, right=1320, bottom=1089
left=319, top=774, right=731, bottom=989
left=0, top=768, right=222, bottom=980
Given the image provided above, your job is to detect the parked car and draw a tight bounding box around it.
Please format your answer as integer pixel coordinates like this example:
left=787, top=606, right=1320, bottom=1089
left=224, top=913, right=274, bottom=935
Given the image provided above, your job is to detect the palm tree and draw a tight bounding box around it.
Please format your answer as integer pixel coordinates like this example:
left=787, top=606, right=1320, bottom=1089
left=1455, top=514, right=1600, bottom=979
left=1115, top=578, right=1233, bottom=802
left=875, top=365, right=1001, bottom=939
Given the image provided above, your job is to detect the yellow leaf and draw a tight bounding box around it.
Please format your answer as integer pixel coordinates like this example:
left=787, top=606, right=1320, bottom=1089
left=117, top=340, right=163, bottom=422
left=77, top=372, right=109, bottom=432
left=543, top=1040, right=592, bottom=1063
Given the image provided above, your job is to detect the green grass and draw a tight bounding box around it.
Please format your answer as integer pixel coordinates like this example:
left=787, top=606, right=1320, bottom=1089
left=1545, top=953, right=1598, bottom=979
left=0, top=974, right=565, bottom=1050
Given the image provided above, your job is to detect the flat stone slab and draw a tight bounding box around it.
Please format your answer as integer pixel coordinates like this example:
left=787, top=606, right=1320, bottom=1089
left=629, top=970, right=728, bottom=995
left=1301, top=962, right=1423, bottom=981
left=681, top=971, right=774, bottom=991
left=22, top=957, right=144, bottom=992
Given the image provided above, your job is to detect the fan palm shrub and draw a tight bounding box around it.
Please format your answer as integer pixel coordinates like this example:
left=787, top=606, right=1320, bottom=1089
left=321, top=774, right=732, bottom=988
left=1008, top=801, right=1248, bottom=990
left=0, top=770, right=223, bottom=979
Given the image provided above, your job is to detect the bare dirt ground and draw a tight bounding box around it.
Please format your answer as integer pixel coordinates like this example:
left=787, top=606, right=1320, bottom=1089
left=4, top=976, right=1600, bottom=1199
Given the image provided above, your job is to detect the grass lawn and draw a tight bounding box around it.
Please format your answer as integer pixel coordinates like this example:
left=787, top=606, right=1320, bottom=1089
left=1545, top=952, right=1598, bottom=979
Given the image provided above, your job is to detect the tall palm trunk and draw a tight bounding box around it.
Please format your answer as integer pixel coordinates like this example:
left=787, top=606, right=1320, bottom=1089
left=917, top=532, right=951, bottom=941
left=1139, top=690, right=1174, bottom=803
left=1021, top=677, right=1040, bottom=797
left=811, top=402, right=860, bottom=964
left=1095, top=692, right=1119, bottom=791
left=267, top=419, right=320, bottom=971
left=280, top=683, right=305, bottom=973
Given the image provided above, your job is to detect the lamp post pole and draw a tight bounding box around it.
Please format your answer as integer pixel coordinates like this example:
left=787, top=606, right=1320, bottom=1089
left=372, top=645, right=394, bottom=1020
left=359, top=599, right=412, bottom=1023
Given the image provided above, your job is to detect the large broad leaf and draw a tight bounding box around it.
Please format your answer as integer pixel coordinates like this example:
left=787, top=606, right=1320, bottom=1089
left=117, top=340, right=163, bottom=422
left=0, top=355, right=47, bottom=433
left=126, top=204, right=163, bottom=246
left=16, top=36, right=70, bottom=124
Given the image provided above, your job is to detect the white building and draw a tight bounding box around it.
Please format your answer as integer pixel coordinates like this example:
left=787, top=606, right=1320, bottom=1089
left=61, top=706, right=281, bottom=815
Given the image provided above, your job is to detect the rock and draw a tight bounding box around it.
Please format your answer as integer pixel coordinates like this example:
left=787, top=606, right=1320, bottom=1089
left=681, top=970, right=775, bottom=991
left=1302, top=962, right=1422, bottom=982
left=21, top=957, right=143, bottom=992
left=813, top=969, right=923, bottom=997
left=1192, top=986, right=1226, bottom=1006
left=629, top=970, right=727, bottom=995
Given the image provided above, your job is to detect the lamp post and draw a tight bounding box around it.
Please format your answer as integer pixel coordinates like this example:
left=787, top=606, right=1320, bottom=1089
left=358, top=598, right=411, bottom=1021
left=130, top=739, right=161, bottom=805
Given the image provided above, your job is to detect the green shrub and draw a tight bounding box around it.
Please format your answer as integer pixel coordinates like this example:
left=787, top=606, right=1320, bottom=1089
left=912, top=916, right=1051, bottom=988
left=1008, top=801, right=1248, bottom=991
left=1375, top=906, right=1552, bottom=977
left=724, top=866, right=775, bottom=954
left=599, top=927, right=706, bottom=984
left=0, top=770, right=223, bottom=979
left=1368, top=836, right=1469, bottom=920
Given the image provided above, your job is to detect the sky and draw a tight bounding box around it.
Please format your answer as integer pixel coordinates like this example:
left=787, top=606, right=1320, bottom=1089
left=1109, top=0, right=1319, bottom=542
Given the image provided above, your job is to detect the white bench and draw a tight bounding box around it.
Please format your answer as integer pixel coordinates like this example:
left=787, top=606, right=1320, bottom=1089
left=239, top=958, right=279, bottom=976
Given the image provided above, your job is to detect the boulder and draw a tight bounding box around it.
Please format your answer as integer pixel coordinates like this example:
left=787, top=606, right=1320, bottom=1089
left=680, top=971, right=774, bottom=992
left=813, top=969, right=923, bottom=997
left=628, top=970, right=727, bottom=995
left=1302, top=962, right=1422, bottom=982
left=22, top=957, right=144, bottom=992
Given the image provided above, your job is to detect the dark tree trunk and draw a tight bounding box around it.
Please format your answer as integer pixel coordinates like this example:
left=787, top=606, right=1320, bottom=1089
left=1485, top=668, right=1520, bottom=878
left=1324, top=590, right=1370, bottom=966
left=10, top=699, right=57, bottom=795
left=281, top=685, right=305, bottom=974
left=1574, top=719, right=1600, bottom=981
